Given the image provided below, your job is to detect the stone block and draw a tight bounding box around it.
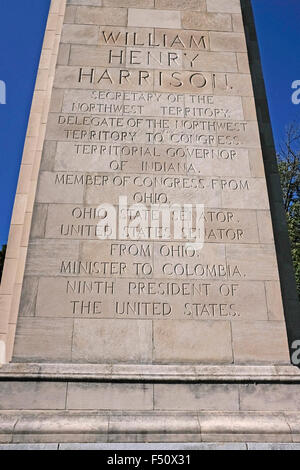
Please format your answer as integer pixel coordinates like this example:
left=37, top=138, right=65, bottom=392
left=69, top=44, right=125, bottom=67
left=103, top=0, right=154, bottom=6
left=237, top=52, right=250, bottom=73
left=36, top=171, right=84, bottom=204
left=0, top=258, right=18, bottom=295
left=75, top=6, right=127, bottom=26
left=232, top=321, right=290, bottom=364
left=18, top=277, right=38, bottom=317
left=5, top=225, right=23, bottom=259
left=72, top=319, right=152, bottom=363
left=232, top=13, right=244, bottom=32
left=64, top=5, right=77, bottom=23
left=35, top=276, right=114, bottom=318
left=199, top=411, right=291, bottom=442
left=242, top=96, right=257, bottom=120
left=25, top=239, right=80, bottom=277
left=207, top=0, right=241, bottom=13
left=210, top=32, right=246, bottom=52
left=0, top=382, right=67, bottom=410
left=153, top=320, right=233, bottom=363
left=128, top=9, right=181, bottom=29
left=225, top=244, right=279, bottom=281
left=240, top=384, right=300, bottom=411
left=13, top=318, right=73, bottom=362
left=265, top=281, right=285, bottom=321
left=54, top=65, right=155, bottom=91
left=221, top=178, right=270, bottom=210
left=62, top=24, right=99, bottom=44
left=257, top=210, right=275, bottom=244
left=214, top=72, right=253, bottom=96
left=182, top=11, right=232, bottom=31
left=154, top=383, right=239, bottom=410
left=30, top=203, right=48, bottom=238
left=67, top=383, right=153, bottom=410
left=57, top=43, right=70, bottom=65
left=68, top=0, right=102, bottom=5
left=156, top=0, right=205, bottom=10
left=248, top=148, right=265, bottom=177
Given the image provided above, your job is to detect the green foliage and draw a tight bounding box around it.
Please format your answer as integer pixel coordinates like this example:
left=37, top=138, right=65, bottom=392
left=277, top=123, right=300, bottom=296
left=0, top=244, right=7, bottom=283
left=287, top=201, right=300, bottom=294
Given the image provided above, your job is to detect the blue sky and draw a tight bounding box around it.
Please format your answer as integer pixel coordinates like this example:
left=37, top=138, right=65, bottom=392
left=252, top=0, right=300, bottom=146
left=0, top=0, right=299, bottom=247
left=0, top=0, right=50, bottom=247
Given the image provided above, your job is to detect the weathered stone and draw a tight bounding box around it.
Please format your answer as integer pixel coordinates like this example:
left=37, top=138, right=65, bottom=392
left=156, top=0, right=205, bottom=10
left=67, top=383, right=153, bottom=410
left=72, top=319, right=152, bottom=363
left=68, top=0, right=102, bottom=5
left=103, top=0, right=154, bottom=7
left=210, top=32, right=247, bottom=52
left=62, top=24, right=99, bottom=45
left=13, top=318, right=73, bottom=362
left=18, top=277, right=38, bottom=317
left=128, top=8, right=181, bottom=29
left=153, top=320, right=233, bottom=363
left=207, top=0, right=241, bottom=14
left=225, top=244, right=279, bottom=280
left=25, top=239, right=80, bottom=277
left=232, top=13, right=244, bottom=32
left=181, top=11, right=232, bottom=31
left=232, top=322, right=290, bottom=364
left=265, top=281, right=285, bottom=321
left=36, top=171, right=84, bottom=204
left=76, top=7, right=128, bottom=26
left=64, top=5, right=77, bottom=23
left=0, top=382, right=67, bottom=410
left=154, top=383, right=239, bottom=410
left=240, top=384, right=300, bottom=411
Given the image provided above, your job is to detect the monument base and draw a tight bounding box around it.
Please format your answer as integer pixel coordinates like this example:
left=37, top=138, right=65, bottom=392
left=1, top=364, right=300, bottom=444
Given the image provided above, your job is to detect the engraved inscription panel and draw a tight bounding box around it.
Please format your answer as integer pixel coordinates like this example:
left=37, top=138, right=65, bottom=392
left=14, top=0, right=289, bottom=364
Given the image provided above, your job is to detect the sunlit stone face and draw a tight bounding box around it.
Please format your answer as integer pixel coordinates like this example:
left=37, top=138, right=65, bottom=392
left=14, top=0, right=290, bottom=365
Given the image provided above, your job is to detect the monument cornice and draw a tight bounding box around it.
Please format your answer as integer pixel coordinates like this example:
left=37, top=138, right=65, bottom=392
left=1, top=363, right=300, bottom=383
left=0, top=410, right=299, bottom=444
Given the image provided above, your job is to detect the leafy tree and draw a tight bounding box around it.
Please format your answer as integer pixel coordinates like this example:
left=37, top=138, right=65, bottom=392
left=277, top=123, right=300, bottom=296
left=0, top=244, right=7, bottom=283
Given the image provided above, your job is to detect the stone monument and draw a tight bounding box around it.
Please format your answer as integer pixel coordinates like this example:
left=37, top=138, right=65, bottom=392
left=0, top=0, right=300, bottom=445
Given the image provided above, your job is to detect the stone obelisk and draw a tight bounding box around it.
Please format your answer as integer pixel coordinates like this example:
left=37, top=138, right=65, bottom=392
left=0, top=0, right=300, bottom=445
